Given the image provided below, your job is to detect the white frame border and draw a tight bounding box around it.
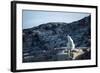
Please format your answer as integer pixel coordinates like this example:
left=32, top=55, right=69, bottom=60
left=16, top=3, right=97, bottom=70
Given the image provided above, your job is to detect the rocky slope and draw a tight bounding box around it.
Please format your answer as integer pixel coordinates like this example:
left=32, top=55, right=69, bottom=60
left=23, top=15, right=91, bottom=62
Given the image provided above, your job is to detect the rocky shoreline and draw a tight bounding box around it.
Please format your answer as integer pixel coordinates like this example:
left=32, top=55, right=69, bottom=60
left=23, top=47, right=91, bottom=62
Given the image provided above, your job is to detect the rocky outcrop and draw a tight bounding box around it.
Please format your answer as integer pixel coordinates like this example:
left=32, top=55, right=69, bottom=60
left=75, top=48, right=91, bottom=60
left=71, top=48, right=91, bottom=60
